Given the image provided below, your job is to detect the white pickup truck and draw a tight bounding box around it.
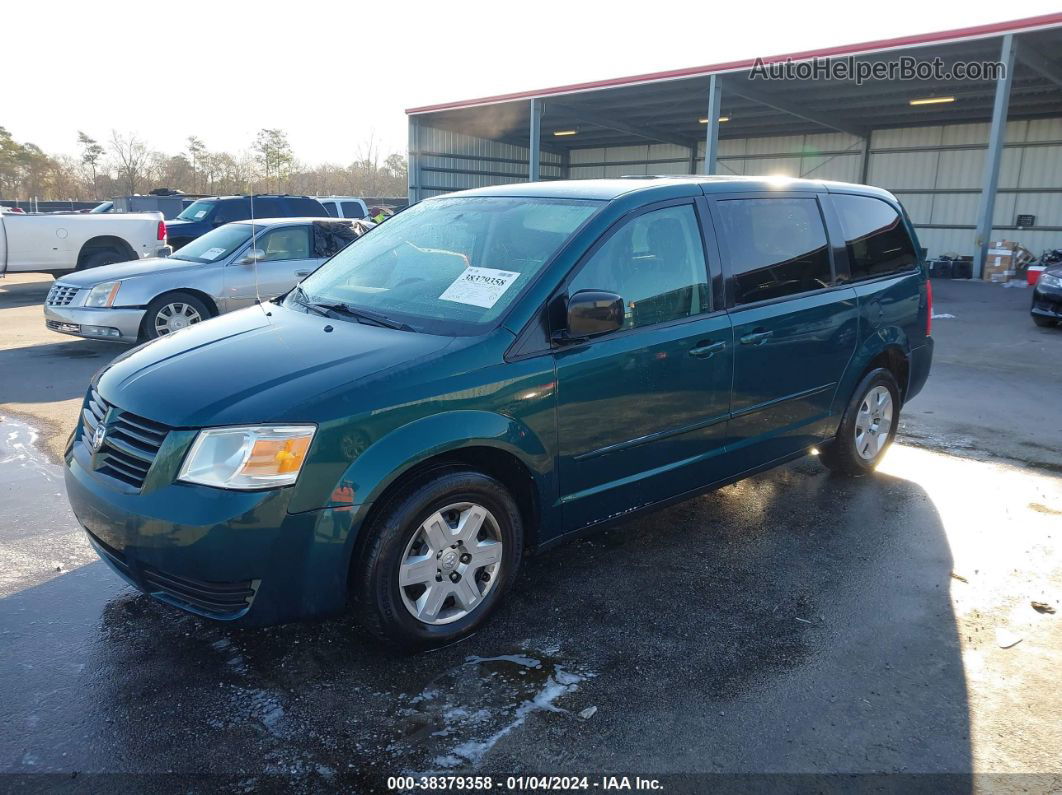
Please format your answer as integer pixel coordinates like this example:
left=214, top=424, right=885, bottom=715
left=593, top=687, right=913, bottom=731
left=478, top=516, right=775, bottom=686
left=0, top=209, right=171, bottom=276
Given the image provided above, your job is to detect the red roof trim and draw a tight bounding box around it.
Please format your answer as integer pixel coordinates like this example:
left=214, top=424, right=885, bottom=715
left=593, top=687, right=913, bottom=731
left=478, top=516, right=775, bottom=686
left=406, top=13, right=1062, bottom=115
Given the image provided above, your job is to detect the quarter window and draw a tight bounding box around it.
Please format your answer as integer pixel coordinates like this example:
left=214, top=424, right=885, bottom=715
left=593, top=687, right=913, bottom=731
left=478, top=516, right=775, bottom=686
left=716, top=197, right=832, bottom=305
left=569, top=204, right=710, bottom=331
left=833, top=194, right=917, bottom=281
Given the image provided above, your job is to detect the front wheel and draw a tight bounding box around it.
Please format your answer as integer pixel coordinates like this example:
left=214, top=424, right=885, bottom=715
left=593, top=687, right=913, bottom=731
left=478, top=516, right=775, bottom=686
left=353, top=469, right=524, bottom=648
left=141, top=292, right=209, bottom=340
left=819, top=368, right=900, bottom=476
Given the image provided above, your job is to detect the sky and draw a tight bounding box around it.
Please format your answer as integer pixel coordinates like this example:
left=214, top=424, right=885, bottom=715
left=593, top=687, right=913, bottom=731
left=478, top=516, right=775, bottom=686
left=3, top=0, right=1060, bottom=164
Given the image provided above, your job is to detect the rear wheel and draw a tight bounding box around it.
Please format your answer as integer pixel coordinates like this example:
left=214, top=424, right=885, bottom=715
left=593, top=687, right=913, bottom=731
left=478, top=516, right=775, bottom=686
left=78, top=249, right=125, bottom=270
left=819, top=368, right=900, bottom=476
left=1032, top=315, right=1058, bottom=328
left=354, top=469, right=523, bottom=648
left=141, top=292, right=209, bottom=340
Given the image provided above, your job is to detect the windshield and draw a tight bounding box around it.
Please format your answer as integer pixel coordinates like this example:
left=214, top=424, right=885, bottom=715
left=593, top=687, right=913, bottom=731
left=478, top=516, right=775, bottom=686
left=177, top=199, right=216, bottom=221
left=89, top=201, right=112, bottom=214
left=291, top=197, right=600, bottom=334
left=171, top=224, right=253, bottom=262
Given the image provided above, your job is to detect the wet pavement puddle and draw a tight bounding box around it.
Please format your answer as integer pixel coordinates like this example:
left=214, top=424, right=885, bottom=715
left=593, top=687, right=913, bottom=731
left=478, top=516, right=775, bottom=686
left=390, top=652, right=594, bottom=772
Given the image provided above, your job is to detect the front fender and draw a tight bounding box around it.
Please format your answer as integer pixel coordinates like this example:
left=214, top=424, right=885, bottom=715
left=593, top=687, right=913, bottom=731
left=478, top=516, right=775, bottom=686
left=337, top=409, right=552, bottom=511
left=113, top=270, right=224, bottom=309
left=305, top=410, right=556, bottom=582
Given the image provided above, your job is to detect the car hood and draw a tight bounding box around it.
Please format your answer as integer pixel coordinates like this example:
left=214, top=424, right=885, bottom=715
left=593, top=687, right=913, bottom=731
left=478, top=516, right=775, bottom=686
left=95, top=303, right=456, bottom=428
left=59, top=257, right=204, bottom=287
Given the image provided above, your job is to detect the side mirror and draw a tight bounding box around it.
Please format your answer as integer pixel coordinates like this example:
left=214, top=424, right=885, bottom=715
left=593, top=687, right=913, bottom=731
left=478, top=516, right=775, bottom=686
left=565, top=290, right=624, bottom=340
left=239, top=248, right=264, bottom=265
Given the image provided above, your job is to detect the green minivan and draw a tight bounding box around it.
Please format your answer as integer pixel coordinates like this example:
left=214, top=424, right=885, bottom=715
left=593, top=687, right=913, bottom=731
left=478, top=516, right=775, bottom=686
left=65, top=177, right=933, bottom=647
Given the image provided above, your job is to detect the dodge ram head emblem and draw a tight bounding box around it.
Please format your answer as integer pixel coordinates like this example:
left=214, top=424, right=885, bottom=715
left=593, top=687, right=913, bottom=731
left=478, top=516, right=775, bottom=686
left=90, top=423, right=106, bottom=452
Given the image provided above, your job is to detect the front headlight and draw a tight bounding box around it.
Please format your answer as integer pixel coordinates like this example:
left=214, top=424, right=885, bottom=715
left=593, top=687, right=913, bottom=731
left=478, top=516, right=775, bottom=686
left=1041, top=272, right=1062, bottom=289
left=85, top=281, right=121, bottom=307
left=178, top=425, right=317, bottom=490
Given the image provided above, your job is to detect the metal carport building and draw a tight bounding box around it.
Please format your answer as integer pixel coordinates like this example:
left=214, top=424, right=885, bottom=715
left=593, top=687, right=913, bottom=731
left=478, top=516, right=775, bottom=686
left=406, top=13, right=1062, bottom=277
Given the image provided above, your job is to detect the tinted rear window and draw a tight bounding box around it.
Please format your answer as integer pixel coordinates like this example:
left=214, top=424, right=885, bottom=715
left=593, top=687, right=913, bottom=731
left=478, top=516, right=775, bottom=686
left=833, top=194, right=917, bottom=281
left=716, top=197, right=832, bottom=305
left=321, top=201, right=339, bottom=218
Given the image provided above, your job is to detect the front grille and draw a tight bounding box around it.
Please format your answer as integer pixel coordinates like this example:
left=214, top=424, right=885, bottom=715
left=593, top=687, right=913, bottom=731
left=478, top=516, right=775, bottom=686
left=142, top=565, right=258, bottom=617
left=83, top=387, right=169, bottom=489
left=46, top=284, right=80, bottom=306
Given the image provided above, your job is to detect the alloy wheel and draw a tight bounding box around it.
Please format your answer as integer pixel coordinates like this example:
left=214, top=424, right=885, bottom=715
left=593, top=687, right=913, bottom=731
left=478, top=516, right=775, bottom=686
left=854, top=385, right=893, bottom=460
left=154, top=302, right=202, bottom=336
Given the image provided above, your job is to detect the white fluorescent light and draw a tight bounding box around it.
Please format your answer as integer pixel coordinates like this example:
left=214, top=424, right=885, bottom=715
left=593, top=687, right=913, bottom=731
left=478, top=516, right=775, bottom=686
left=909, top=96, right=955, bottom=106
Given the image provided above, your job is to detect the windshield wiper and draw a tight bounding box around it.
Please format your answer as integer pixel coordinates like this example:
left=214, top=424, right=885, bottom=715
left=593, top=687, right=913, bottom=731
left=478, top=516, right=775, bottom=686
left=291, top=287, right=413, bottom=331
left=322, top=303, right=415, bottom=331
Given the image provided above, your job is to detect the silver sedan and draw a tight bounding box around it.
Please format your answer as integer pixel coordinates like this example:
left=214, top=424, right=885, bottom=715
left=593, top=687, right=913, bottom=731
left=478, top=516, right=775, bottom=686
left=43, top=217, right=373, bottom=343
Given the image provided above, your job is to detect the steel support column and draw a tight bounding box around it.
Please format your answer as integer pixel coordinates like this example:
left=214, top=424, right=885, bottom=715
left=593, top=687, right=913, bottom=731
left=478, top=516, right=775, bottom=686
left=974, top=34, right=1017, bottom=279
left=529, top=99, right=542, bottom=182
left=408, top=116, right=420, bottom=204
left=703, top=76, right=722, bottom=175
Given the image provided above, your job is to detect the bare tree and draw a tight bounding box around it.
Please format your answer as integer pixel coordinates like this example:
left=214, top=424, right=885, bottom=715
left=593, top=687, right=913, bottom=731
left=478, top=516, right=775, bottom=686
left=77, top=131, right=105, bottom=198
left=1, top=127, right=409, bottom=202
left=186, top=136, right=206, bottom=193
left=110, top=130, right=149, bottom=195
left=253, top=129, right=293, bottom=192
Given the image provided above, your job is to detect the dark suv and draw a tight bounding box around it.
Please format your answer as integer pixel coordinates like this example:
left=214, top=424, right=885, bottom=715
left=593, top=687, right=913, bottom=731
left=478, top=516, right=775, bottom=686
left=166, top=195, right=329, bottom=249
left=65, top=176, right=933, bottom=648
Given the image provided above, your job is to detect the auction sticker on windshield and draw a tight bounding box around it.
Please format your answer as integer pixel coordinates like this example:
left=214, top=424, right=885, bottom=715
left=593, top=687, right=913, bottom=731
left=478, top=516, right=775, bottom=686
left=439, top=266, right=521, bottom=308
left=201, top=247, right=227, bottom=260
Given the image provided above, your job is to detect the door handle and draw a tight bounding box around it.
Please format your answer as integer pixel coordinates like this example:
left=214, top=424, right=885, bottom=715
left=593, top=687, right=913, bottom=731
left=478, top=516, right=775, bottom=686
left=740, top=329, right=773, bottom=346
left=295, top=270, right=311, bottom=277
left=689, top=340, right=727, bottom=358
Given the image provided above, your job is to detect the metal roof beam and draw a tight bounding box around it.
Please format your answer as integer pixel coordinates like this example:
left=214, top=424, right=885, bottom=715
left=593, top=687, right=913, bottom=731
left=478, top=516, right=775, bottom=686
left=546, top=101, right=695, bottom=149
left=722, top=78, right=868, bottom=138
left=1016, top=40, right=1062, bottom=89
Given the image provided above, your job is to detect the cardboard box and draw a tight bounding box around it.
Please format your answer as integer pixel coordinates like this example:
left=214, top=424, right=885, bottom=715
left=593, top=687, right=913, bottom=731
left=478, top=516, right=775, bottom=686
left=983, top=240, right=1034, bottom=281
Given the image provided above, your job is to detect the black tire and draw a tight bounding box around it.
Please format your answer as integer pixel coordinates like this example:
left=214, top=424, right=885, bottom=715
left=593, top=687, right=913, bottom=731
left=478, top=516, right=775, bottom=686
left=140, top=291, right=210, bottom=341
left=354, top=469, right=524, bottom=649
left=1032, top=315, right=1058, bottom=328
left=819, top=368, right=901, bottom=477
left=78, top=249, right=126, bottom=270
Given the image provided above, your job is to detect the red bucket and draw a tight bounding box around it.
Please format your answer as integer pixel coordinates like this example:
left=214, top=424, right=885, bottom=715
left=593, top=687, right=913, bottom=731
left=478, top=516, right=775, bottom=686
left=1028, top=265, right=1045, bottom=286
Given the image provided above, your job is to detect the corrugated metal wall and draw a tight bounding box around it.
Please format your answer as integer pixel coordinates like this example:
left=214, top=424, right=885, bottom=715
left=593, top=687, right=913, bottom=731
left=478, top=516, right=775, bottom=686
left=866, top=118, right=1062, bottom=258
left=410, top=125, right=562, bottom=199
left=411, top=117, right=1062, bottom=259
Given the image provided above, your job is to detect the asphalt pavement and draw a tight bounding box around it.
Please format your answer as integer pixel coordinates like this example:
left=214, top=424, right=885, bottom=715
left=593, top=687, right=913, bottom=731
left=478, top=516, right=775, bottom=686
left=1, top=274, right=1060, bottom=792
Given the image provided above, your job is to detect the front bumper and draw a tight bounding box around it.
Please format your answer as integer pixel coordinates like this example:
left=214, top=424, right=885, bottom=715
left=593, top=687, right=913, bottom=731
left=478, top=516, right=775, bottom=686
left=44, top=304, right=145, bottom=343
left=1031, top=284, right=1062, bottom=319
left=65, top=433, right=360, bottom=626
